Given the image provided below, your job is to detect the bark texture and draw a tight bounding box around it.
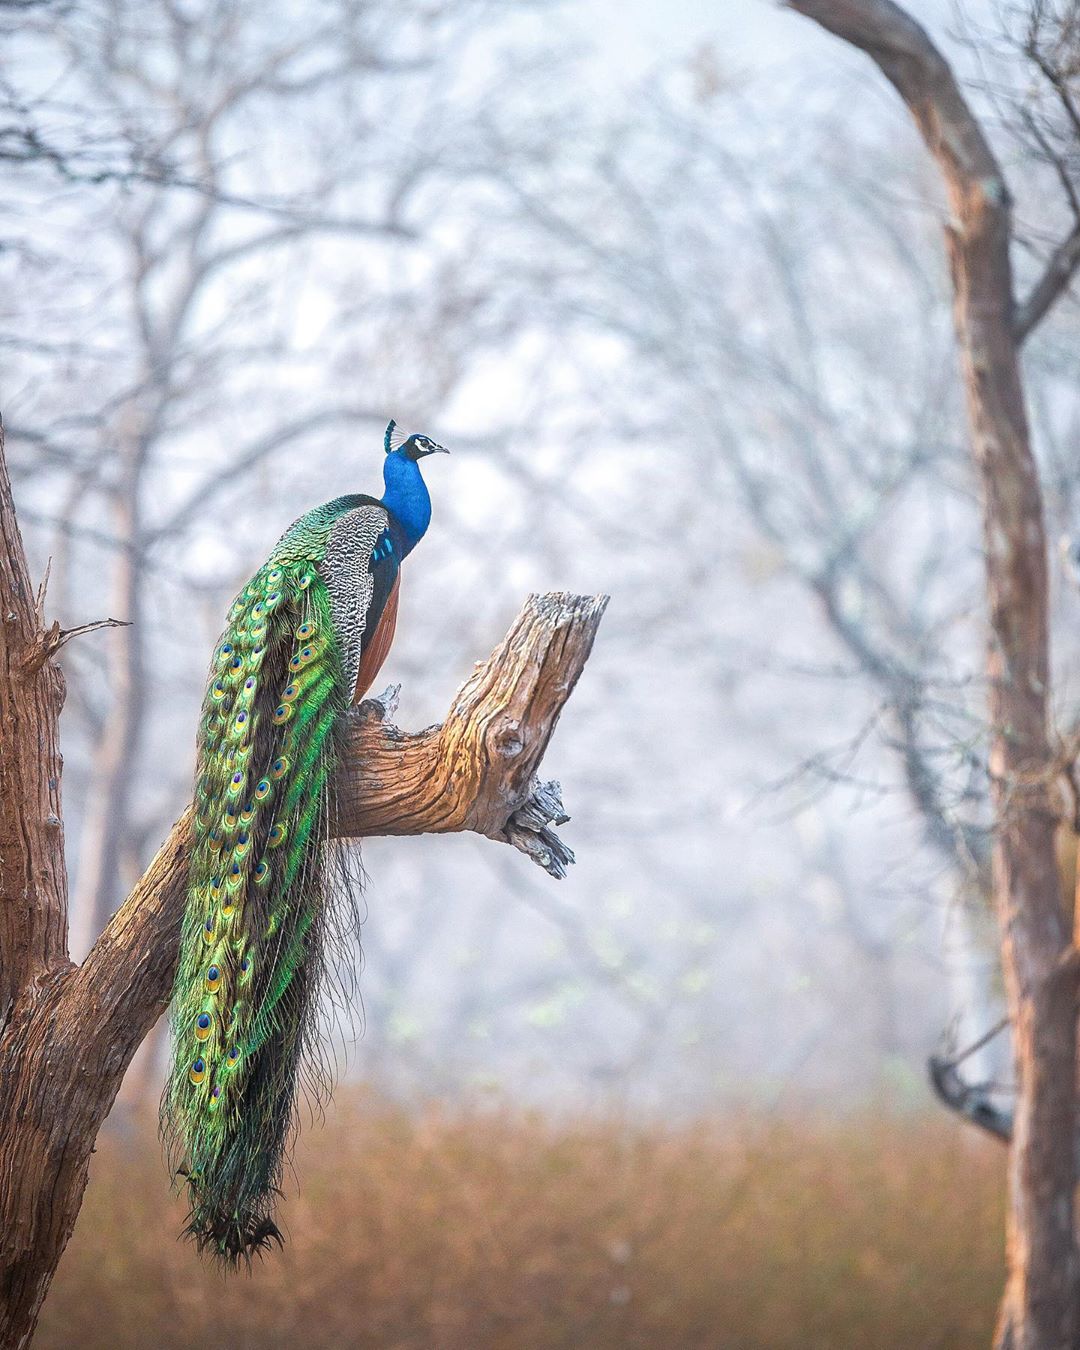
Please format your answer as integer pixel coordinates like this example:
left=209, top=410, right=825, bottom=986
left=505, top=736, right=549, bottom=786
left=787, top=4, right=1078, bottom=1347
left=0, top=417, right=606, bottom=1349
left=0, top=433, right=69, bottom=1019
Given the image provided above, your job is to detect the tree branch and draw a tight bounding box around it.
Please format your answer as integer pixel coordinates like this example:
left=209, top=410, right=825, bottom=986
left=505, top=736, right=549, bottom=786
left=22, top=616, right=130, bottom=677
left=927, top=1053, right=1014, bottom=1143
left=1014, top=220, right=1080, bottom=342
left=75, top=591, right=607, bottom=1052
left=787, top=0, right=1080, bottom=343
left=785, top=0, right=1004, bottom=198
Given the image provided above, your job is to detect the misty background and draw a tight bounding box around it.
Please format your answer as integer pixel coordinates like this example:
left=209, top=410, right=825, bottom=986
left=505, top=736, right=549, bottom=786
left=6, top=0, right=1080, bottom=1122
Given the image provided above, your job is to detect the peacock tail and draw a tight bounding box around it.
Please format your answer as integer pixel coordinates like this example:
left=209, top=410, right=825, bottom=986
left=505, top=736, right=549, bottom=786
left=163, top=505, right=379, bottom=1264
left=162, top=425, right=446, bottom=1267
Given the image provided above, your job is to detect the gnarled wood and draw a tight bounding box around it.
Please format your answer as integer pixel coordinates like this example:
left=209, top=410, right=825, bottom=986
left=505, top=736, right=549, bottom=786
left=76, top=589, right=607, bottom=1043
left=0, top=399, right=607, bottom=1350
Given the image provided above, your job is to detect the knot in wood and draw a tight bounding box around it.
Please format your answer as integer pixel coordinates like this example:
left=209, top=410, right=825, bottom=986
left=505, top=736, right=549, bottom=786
left=492, top=721, right=524, bottom=759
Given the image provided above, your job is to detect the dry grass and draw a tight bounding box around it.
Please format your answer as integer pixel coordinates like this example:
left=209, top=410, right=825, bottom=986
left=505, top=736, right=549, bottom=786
left=38, top=1092, right=1004, bottom=1349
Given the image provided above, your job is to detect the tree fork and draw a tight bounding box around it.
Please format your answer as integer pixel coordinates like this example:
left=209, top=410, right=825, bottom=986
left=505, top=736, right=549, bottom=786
left=0, top=421, right=607, bottom=1349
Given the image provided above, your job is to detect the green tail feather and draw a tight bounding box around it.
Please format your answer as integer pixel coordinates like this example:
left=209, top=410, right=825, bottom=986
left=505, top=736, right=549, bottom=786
left=163, top=558, right=352, bottom=1264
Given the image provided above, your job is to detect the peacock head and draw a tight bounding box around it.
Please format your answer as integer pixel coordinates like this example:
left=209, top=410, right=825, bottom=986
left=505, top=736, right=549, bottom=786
left=383, top=419, right=449, bottom=461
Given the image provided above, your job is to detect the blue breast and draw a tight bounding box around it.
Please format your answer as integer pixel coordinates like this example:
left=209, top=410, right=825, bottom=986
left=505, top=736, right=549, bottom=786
left=380, top=452, right=431, bottom=556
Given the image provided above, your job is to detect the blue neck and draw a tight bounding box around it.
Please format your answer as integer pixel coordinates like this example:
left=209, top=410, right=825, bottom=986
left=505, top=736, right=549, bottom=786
left=380, top=451, right=431, bottom=556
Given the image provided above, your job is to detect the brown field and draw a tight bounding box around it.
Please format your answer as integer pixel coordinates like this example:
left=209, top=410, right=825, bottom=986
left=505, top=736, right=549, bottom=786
left=38, top=1093, right=1004, bottom=1349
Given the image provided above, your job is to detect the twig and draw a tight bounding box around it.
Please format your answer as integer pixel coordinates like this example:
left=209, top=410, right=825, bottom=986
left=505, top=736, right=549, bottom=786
left=22, top=616, right=130, bottom=676
left=1014, top=221, right=1080, bottom=341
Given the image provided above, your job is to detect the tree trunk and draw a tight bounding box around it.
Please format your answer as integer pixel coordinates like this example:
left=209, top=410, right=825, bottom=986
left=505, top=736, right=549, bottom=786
left=950, top=181, right=1077, bottom=1350
left=0, top=420, right=606, bottom=1348
left=786, top=3, right=1078, bottom=1345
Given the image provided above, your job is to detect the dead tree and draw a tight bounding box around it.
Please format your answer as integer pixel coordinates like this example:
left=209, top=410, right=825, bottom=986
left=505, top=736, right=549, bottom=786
left=787, top=3, right=1080, bottom=1347
left=0, top=425, right=607, bottom=1350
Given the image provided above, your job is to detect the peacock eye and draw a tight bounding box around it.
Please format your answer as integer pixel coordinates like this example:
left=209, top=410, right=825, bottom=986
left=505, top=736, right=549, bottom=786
left=195, top=1013, right=212, bottom=1040
left=189, top=1058, right=207, bottom=1084
left=206, top=965, right=221, bottom=991
left=270, top=757, right=289, bottom=780
left=254, top=779, right=271, bottom=801
left=228, top=1046, right=241, bottom=1064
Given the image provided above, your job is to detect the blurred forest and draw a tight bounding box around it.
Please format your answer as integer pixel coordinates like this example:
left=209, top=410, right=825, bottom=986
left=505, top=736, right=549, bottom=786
left=39, top=1098, right=1005, bottom=1349
left=5, top=0, right=1080, bottom=1340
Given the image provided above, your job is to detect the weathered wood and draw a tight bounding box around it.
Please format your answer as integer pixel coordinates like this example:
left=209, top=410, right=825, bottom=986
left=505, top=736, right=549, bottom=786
left=0, top=406, right=607, bottom=1349
left=76, top=590, right=607, bottom=1039
left=0, top=418, right=71, bottom=1020
left=787, top=4, right=1078, bottom=1346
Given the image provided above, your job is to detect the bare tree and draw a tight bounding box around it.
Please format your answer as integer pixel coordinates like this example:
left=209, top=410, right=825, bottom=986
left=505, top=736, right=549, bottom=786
left=472, top=51, right=1003, bottom=1092
left=450, top=0, right=1080, bottom=1335
left=10, top=0, right=1035, bottom=1134
left=782, top=3, right=1080, bottom=1346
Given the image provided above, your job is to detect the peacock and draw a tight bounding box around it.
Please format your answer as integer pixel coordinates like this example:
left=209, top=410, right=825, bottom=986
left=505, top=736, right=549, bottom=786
left=162, top=421, right=448, bottom=1264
